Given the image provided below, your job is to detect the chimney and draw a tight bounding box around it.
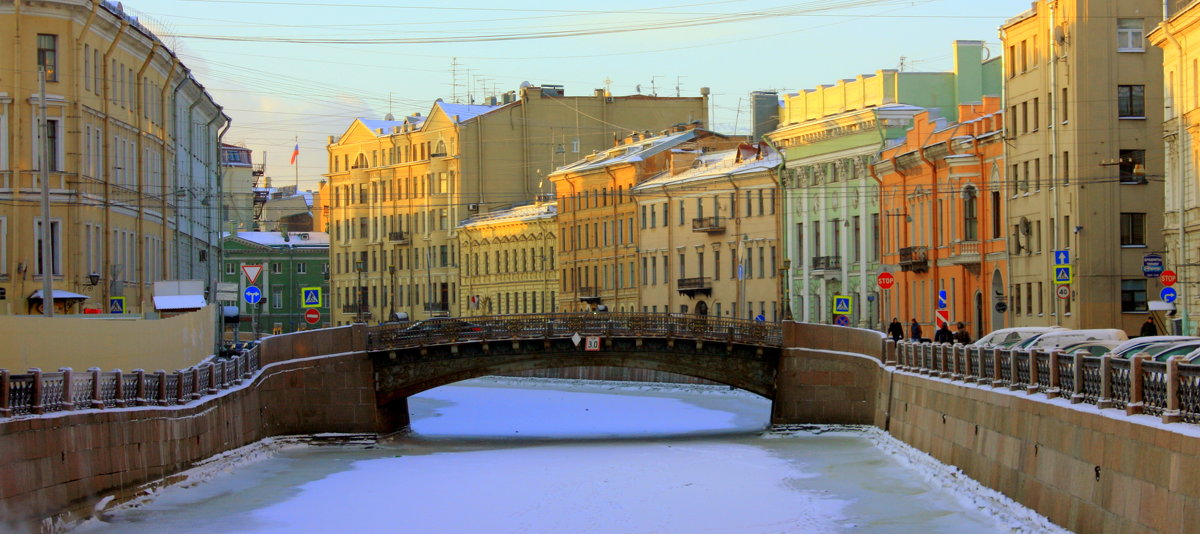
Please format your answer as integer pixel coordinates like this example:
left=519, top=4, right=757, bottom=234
left=670, top=151, right=700, bottom=175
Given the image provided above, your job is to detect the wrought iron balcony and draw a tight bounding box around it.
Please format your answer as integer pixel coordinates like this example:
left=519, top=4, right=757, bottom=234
left=577, top=286, right=601, bottom=302
left=899, top=246, right=929, bottom=272
left=691, top=216, right=725, bottom=233
left=423, top=301, right=449, bottom=312
left=676, top=276, right=712, bottom=296
left=388, top=231, right=411, bottom=245
left=811, top=256, right=842, bottom=271
left=341, top=304, right=370, bottom=314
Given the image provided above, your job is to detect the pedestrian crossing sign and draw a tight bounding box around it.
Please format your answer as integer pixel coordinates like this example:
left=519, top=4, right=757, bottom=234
left=109, top=297, right=125, bottom=314
left=301, top=287, right=322, bottom=308
left=1053, top=266, right=1072, bottom=284
left=833, top=295, right=852, bottom=315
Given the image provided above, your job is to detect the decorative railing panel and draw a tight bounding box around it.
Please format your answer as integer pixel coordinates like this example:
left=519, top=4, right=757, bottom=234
left=1110, top=359, right=1131, bottom=410
left=1142, top=361, right=1168, bottom=416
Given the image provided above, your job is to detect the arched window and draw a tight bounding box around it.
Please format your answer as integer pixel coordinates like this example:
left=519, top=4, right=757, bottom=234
left=963, top=185, right=979, bottom=241
left=353, top=153, right=367, bottom=169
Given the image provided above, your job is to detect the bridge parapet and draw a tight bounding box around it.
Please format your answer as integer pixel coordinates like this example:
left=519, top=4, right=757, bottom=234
left=367, top=313, right=782, bottom=351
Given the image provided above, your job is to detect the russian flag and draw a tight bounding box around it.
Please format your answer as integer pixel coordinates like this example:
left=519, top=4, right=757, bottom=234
left=290, top=144, right=299, bottom=165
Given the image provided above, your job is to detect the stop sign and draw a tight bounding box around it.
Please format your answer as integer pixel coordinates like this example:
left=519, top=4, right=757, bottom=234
left=304, top=308, right=321, bottom=324
left=877, top=272, right=895, bottom=289
left=1161, top=270, right=1178, bottom=287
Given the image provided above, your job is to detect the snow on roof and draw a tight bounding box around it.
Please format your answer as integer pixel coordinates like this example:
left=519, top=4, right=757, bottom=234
left=552, top=129, right=699, bottom=175
left=154, top=295, right=207, bottom=311
left=436, top=101, right=501, bottom=123
left=459, top=202, right=557, bottom=228
left=358, top=119, right=406, bottom=135
left=28, top=289, right=89, bottom=300
left=632, top=144, right=782, bottom=191
left=227, top=232, right=330, bottom=247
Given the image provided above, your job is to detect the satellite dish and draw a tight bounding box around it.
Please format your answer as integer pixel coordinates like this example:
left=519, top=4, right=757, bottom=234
left=636, top=84, right=642, bottom=94
left=519, top=81, right=532, bottom=89
left=1054, top=26, right=1067, bottom=46
left=384, top=113, right=394, bottom=121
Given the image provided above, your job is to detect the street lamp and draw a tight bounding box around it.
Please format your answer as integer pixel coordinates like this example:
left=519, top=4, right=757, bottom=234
left=780, top=258, right=792, bottom=321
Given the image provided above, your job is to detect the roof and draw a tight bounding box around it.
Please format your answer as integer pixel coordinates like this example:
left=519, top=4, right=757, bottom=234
left=435, top=101, right=501, bottom=123
left=28, top=290, right=89, bottom=300
left=154, top=295, right=207, bottom=311
left=552, top=129, right=702, bottom=176
left=459, top=202, right=557, bottom=229
left=358, top=119, right=407, bottom=136
left=632, top=143, right=782, bottom=191
left=224, top=231, right=330, bottom=247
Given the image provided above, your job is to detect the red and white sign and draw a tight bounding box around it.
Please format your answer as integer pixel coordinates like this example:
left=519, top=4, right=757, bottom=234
left=1056, top=285, right=1071, bottom=300
left=877, top=272, right=895, bottom=290
left=1161, top=270, right=1178, bottom=287
left=584, top=336, right=601, bottom=351
left=936, top=309, right=950, bottom=328
left=242, top=265, right=263, bottom=285
left=304, top=308, right=321, bottom=324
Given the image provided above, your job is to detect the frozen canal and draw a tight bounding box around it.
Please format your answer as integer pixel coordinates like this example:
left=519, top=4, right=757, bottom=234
left=74, top=378, right=1064, bottom=534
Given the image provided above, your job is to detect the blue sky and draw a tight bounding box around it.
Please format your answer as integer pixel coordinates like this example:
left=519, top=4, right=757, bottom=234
left=130, top=0, right=1033, bottom=189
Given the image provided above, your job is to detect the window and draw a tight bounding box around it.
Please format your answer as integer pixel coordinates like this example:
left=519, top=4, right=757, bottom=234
left=1122, top=279, right=1148, bottom=312
left=271, top=262, right=283, bottom=274
left=272, top=290, right=283, bottom=309
left=1117, top=85, right=1145, bottom=118
left=1120, top=213, right=1146, bottom=246
left=1117, top=19, right=1145, bottom=52
left=1119, top=149, right=1147, bottom=184
left=34, top=218, right=62, bottom=276
left=225, top=263, right=235, bottom=275
left=36, top=34, right=57, bottom=81
left=963, top=186, right=978, bottom=241
left=297, top=262, right=307, bottom=274
left=35, top=119, right=62, bottom=172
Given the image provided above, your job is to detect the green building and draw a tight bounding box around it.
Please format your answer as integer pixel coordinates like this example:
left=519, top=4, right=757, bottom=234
left=765, top=40, right=1001, bottom=329
left=220, top=232, right=330, bottom=336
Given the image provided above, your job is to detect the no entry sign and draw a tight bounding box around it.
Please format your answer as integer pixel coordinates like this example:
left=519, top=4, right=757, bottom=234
left=304, top=308, right=321, bottom=324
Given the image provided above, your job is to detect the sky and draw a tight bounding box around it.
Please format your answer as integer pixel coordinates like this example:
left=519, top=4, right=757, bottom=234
left=125, top=0, right=1034, bottom=190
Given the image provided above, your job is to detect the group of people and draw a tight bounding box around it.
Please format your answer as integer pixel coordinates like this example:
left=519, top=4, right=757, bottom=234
left=887, top=317, right=970, bottom=344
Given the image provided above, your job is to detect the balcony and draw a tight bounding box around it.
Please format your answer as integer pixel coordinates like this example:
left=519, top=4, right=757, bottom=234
left=423, top=301, right=449, bottom=313
left=691, top=216, right=725, bottom=233
left=811, top=256, right=841, bottom=271
left=388, top=231, right=411, bottom=245
left=899, top=246, right=929, bottom=272
left=945, top=241, right=982, bottom=266
left=577, top=286, right=601, bottom=302
left=341, top=304, right=370, bottom=314
left=676, top=276, right=712, bottom=297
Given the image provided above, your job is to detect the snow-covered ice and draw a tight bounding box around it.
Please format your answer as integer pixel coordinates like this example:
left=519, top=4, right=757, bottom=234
left=71, top=377, right=1066, bottom=534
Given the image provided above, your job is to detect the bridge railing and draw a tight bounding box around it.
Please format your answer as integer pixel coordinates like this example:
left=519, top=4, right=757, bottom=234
left=0, top=347, right=261, bottom=420
left=366, top=312, right=782, bottom=351
left=893, top=341, right=1199, bottom=426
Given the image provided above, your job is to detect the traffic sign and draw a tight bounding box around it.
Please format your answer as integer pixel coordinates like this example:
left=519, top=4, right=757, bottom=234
left=243, top=286, right=262, bottom=305
left=834, top=315, right=850, bottom=326
left=832, top=295, right=852, bottom=315
left=1162, top=287, right=1178, bottom=303
left=585, top=336, right=601, bottom=351
left=1161, top=270, right=1178, bottom=287
left=937, top=290, right=947, bottom=309
left=242, top=264, right=263, bottom=285
left=755, top=314, right=766, bottom=322
left=995, top=301, right=1008, bottom=313
left=109, top=297, right=125, bottom=314
left=304, top=308, right=321, bottom=324
left=936, top=309, right=950, bottom=328
left=1056, top=285, right=1071, bottom=300
left=1143, top=254, right=1164, bottom=278
left=1054, top=266, right=1073, bottom=284
left=877, top=272, right=895, bottom=289
left=1054, top=250, right=1070, bottom=265
left=301, top=287, right=322, bottom=308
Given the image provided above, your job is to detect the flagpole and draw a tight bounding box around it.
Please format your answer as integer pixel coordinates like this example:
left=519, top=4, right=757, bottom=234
left=294, top=136, right=299, bottom=190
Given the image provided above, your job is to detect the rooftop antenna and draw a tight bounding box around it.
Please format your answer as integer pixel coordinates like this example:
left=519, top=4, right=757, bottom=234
left=675, top=76, right=686, bottom=97
left=651, top=75, right=662, bottom=96
left=604, top=76, right=612, bottom=96
left=898, top=56, right=907, bottom=72
left=450, top=57, right=459, bottom=104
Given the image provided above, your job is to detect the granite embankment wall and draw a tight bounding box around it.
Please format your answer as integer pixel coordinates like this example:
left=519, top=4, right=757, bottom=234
left=0, top=326, right=376, bottom=532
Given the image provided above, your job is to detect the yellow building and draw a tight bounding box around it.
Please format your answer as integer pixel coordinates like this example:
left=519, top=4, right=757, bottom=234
left=325, top=85, right=708, bottom=324
left=1002, top=1, right=1165, bottom=334
left=550, top=126, right=741, bottom=313
left=457, top=201, right=557, bottom=316
left=0, top=1, right=226, bottom=315
left=1151, top=2, right=1200, bottom=334
left=631, top=142, right=782, bottom=319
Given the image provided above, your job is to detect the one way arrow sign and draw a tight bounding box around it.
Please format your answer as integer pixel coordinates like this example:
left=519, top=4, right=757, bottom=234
left=1054, top=250, right=1070, bottom=265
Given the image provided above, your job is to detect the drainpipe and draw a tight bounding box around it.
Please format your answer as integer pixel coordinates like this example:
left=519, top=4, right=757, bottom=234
left=967, top=130, right=989, bottom=335
left=868, top=158, right=885, bottom=324
left=917, top=143, right=940, bottom=328
left=604, top=166, right=622, bottom=310
left=724, top=169, right=743, bottom=318
left=214, top=114, right=231, bottom=354
left=1048, top=3, right=1062, bottom=327
left=134, top=43, right=159, bottom=312
left=102, top=19, right=130, bottom=305
left=1160, top=19, right=1189, bottom=334
left=170, top=72, right=189, bottom=280
left=890, top=155, right=912, bottom=325
left=159, top=59, right=180, bottom=282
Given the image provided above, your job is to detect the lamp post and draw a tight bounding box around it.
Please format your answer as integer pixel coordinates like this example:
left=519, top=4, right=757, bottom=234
left=355, top=260, right=366, bottom=323
left=780, top=258, right=792, bottom=321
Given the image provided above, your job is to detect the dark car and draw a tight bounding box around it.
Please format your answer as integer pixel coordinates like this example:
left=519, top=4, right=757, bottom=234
left=401, top=318, right=486, bottom=339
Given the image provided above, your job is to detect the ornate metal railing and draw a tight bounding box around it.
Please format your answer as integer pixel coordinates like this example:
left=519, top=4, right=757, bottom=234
left=811, top=256, right=842, bottom=271
left=0, top=348, right=261, bottom=420
left=898, top=246, right=929, bottom=272
left=691, top=216, right=725, bottom=233
left=893, top=341, right=1200, bottom=426
left=366, top=312, right=783, bottom=351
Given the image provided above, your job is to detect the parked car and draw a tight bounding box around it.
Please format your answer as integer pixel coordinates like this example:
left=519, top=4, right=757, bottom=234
left=1110, top=336, right=1200, bottom=358
left=1059, top=340, right=1121, bottom=357
left=1149, top=342, right=1200, bottom=361
left=401, top=318, right=486, bottom=338
left=969, top=327, right=1067, bottom=349
left=1012, top=329, right=1128, bottom=352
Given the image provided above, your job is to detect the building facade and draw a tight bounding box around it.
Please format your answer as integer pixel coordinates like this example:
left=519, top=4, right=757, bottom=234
left=1151, top=1, right=1200, bottom=335
left=0, top=1, right=226, bottom=316
left=457, top=201, right=557, bottom=317
left=1002, top=1, right=1166, bottom=334
left=631, top=141, right=782, bottom=319
left=220, top=143, right=258, bottom=233
left=768, top=40, right=1000, bottom=328
left=220, top=231, right=329, bottom=335
left=324, top=85, right=708, bottom=324
left=874, top=100, right=1007, bottom=339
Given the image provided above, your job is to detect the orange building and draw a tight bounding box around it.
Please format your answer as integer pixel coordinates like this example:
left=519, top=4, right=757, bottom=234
left=549, top=126, right=738, bottom=312
left=873, top=98, right=1007, bottom=339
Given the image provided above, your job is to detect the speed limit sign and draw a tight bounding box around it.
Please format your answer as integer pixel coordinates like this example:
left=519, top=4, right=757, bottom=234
left=1056, top=285, right=1071, bottom=300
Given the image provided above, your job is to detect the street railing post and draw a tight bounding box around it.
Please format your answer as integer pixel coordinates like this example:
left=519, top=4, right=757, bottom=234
left=1047, top=351, right=1061, bottom=399
left=59, top=367, right=73, bottom=410
left=0, top=369, right=10, bottom=417
left=89, top=367, right=104, bottom=409
left=1127, top=354, right=1147, bottom=416
left=1071, top=352, right=1085, bottom=404
left=1164, top=356, right=1182, bottom=424
left=30, top=368, right=43, bottom=415
left=1027, top=350, right=1040, bottom=394
left=1098, top=355, right=1114, bottom=409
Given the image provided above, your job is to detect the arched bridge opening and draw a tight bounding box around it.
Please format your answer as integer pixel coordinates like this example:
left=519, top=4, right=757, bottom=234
left=366, top=313, right=783, bottom=432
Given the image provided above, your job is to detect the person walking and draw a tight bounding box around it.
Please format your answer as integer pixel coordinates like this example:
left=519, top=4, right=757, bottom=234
left=909, top=318, right=923, bottom=342
left=954, top=322, right=971, bottom=345
left=1140, top=317, right=1157, bottom=337
left=887, top=317, right=904, bottom=342
left=934, top=322, right=954, bottom=343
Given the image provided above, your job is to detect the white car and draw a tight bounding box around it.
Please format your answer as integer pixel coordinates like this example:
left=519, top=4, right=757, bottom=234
left=1013, top=329, right=1128, bottom=352
left=969, top=326, right=1067, bottom=349
left=1111, top=336, right=1200, bottom=358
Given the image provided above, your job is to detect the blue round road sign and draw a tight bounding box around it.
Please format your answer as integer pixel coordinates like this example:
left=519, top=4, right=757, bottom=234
left=1161, top=287, right=1178, bottom=303
left=834, top=315, right=850, bottom=326
left=243, top=286, right=262, bottom=304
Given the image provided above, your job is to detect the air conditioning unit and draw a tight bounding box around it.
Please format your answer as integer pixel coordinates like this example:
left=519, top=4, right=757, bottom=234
left=467, top=203, right=480, bottom=211
left=605, top=97, right=615, bottom=103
